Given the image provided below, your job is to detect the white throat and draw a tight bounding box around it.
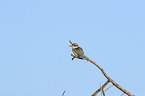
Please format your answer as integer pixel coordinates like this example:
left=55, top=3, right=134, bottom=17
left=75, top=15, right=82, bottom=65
left=72, top=46, right=78, bottom=48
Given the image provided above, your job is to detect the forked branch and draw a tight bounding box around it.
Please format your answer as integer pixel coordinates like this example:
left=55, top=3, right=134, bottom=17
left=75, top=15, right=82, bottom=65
left=92, top=80, right=109, bottom=96
left=71, top=54, right=134, bottom=96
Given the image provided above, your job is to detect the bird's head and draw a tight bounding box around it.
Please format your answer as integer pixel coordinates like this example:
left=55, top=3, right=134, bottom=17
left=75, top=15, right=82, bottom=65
left=69, top=43, right=79, bottom=48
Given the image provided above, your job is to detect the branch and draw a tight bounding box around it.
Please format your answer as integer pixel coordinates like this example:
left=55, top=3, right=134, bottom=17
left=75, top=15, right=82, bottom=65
left=85, top=56, right=134, bottom=96
left=105, top=85, right=113, bottom=92
left=92, top=80, right=109, bottom=96
left=71, top=54, right=134, bottom=96
left=62, top=91, right=66, bottom=96
left=102, top=88, right=105, bottom=96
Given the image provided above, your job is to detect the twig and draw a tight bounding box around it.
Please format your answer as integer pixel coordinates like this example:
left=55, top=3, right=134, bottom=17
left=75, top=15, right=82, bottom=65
left=100, top=83, right=103, bottom=96
left=102, top=88, right=105, bottom=96
left=92, top=80, right=110, bottom=96
left=105, top=85, right=113, bottom=92
left=62, top=90, right=66, bottom=96
left=102, top=85, right=113, bottom=96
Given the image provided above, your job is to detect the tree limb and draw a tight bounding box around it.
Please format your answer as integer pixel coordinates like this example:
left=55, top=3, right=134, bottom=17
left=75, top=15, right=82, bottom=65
left=71, top=54, right=134, bottom=96
left=92, top=80, right=109, bottom=96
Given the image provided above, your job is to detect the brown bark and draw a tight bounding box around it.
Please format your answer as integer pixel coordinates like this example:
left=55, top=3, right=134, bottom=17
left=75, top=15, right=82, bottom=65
left=91, top=80, right=109, bottom=96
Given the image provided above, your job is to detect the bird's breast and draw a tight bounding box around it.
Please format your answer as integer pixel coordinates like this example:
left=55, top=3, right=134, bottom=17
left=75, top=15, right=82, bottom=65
left=72, top=48, right=78, bottom=56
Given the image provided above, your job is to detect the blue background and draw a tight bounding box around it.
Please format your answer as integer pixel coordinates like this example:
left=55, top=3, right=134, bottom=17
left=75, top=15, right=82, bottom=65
left=0, top=0, right=145, bottom=96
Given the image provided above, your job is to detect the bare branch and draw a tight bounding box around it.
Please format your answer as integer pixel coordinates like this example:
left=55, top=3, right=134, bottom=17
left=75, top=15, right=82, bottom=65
left=102, top=88, right=105, bottom=96
left=62, top=90, right=66, bottom=96
left=84, top=56, right=134, bottom=96
left=105, top=85, right=113, bottom=92
left=92, top=80, right=109, bottom=96
left=71, top=52, right=134, bottom=96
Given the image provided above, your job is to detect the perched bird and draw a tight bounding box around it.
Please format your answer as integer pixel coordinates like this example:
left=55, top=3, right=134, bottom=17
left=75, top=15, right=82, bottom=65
left=69, top=42, right=88, bottom=61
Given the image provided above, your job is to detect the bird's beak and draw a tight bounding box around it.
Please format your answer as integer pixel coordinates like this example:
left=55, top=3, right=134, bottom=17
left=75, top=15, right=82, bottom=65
left=69, top=45, right=72, bottom=47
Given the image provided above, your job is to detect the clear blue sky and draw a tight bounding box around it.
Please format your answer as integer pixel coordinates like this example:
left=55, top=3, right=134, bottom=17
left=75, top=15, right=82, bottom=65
left=0, top=0, right=145, bottom=96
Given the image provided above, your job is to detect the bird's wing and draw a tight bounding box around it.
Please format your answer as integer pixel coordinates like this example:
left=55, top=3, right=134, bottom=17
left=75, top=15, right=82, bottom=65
left=74, top=47, right=84, bottom=56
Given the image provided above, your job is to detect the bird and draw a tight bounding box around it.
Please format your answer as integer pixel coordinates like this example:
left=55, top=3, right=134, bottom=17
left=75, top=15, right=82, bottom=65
left=69, top=42, right=88, bottom=61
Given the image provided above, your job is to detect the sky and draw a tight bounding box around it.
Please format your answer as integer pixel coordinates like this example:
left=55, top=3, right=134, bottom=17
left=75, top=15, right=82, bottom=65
left=0, top=0, right=145, bottom=96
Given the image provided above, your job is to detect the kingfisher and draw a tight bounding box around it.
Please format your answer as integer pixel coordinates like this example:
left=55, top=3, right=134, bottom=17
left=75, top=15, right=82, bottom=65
left=69, top=41, right=88, bottom=61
